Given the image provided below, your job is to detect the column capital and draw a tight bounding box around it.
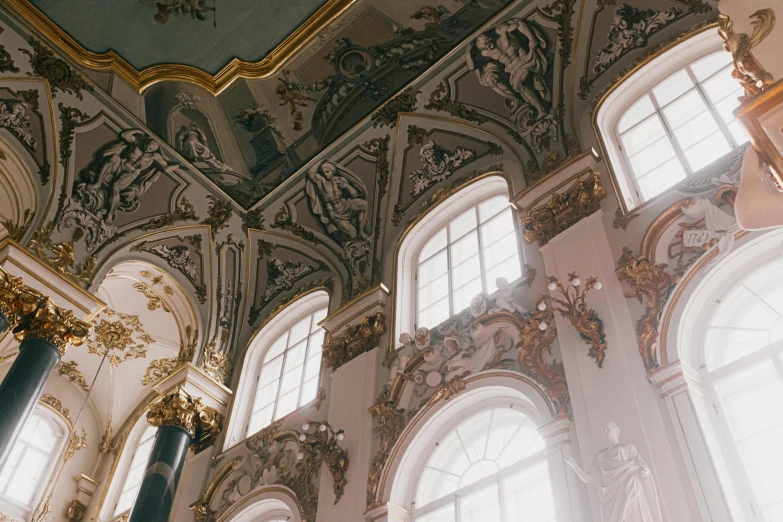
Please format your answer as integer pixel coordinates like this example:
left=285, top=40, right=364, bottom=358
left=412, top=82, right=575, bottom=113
left=0, top=266, right=44, bottom=328
left=14, top=297, right=91, bottom=356
left=147, top=386, right=223, bottom=453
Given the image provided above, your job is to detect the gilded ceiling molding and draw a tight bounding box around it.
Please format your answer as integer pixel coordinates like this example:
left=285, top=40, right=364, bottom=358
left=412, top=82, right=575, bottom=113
left=5, top=0, right=358, bottom=95
left=520, top=170, right=606, bottom=245
left=322, top=311, right=386, bottom=371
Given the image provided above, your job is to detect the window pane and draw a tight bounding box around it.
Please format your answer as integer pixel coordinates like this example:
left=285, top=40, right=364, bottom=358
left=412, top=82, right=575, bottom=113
left=289, top=316, right=311, bottom=345
left=478, top=196, right=508, bottom=223
left=504, top=462, right=557, bottom=522
left=420, top=228, right=448, bottom=262
left=264, top=336, right=288, bottom=362
left=636, top=158, right=687, bottom=200
left=301, top=377, right=319, bottom=404
left=620, top=116, right=667, bottom=156
left=452, top=255, right=481, bottom=290
left=653, top=69, right=694, bottom=106
left=460, top=484, right=501, bottom=522
left=419, top=274, right=449, bottom=311
left=480, top=210, right=515, bottom=246
left=692, top=52, right=733, bottom=81
left=671, top=111, right=720, bottom=150
left=259, top=356, right=284, bottom=386
left=284, top=340, right=307, bottom=369
left=682, top=131, right=732, bottom=172
left=663, top=90, right=707, bottom=130
left=419, top=251, right=448, bottom=286
left=449, top=208, right=478, bottom=239
left=450, top=231, right=479, bottom=266
left=485, top=256, right=522, bottom=294
left=275, top=390, right=299, bottom=419
left=311, top=308, right=327, bottom=330
left=419, top=298, right=450, bottom=330
left=452, top=278, right=483, bottom=313
left=705, top=328, right=770, bottom=371
left=618, top=95, right=656, bottom=133
left=628, top=136, right=678, bottom=178
left=702, top=69, right=742, bottom=107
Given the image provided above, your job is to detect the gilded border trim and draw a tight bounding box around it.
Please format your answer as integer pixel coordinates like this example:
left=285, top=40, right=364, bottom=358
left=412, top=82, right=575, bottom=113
left=4, top=0, right=358, bottom=95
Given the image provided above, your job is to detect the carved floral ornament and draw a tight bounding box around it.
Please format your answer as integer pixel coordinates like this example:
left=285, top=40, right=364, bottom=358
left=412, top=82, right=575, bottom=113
left=322, top=311, right=386, bottom=371
left=86, top=308, right=153, bottom=367
left=146, top=386, right=223, bottom=454
left=520, top=171, right=607, bottom=246
left=205, top=420, right=349, bottom=522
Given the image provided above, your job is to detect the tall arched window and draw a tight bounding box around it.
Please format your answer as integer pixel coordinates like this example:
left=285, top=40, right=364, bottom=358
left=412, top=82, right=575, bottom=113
left=395, top=176, right=523, bottom=339
left=416, top=195, right=522, bottom=329
left=597, top=31, right=748, bottom=209
left=113, top=424, right=157, bottom=516
left=411, top=407, right=555, bottom=522
left=701, top=257, right=783, bottom=521
left=0, top=409, right=67, bottom=520
left=247, top=306, right=327, bottom=435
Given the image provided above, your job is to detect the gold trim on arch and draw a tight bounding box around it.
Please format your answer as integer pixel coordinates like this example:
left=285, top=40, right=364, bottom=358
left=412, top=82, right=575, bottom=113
left=5, top=0, right=358, bottom=95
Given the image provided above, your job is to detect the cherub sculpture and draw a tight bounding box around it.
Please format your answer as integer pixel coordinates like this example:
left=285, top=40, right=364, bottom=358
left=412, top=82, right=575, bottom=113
left=493, top=277, right=528, bottom=315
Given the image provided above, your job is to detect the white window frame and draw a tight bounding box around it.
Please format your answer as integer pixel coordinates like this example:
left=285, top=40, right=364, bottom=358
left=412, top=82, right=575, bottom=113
left=394, top=175, right=520, bottom=341
left=224, top=291, right=330, bottom=449
left=111, top=424, right=157, bottom=518
left=596, top=29, right=740, bottom=212
left=695, top=258, right=783, bottom=521
left=0, top=407, right=68, bottom=522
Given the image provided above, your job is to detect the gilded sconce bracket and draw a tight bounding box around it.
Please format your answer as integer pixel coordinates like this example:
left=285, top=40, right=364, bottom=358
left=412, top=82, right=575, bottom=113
left=538, top=273, right=607, bottom=368
left=322, top=311, right=386, bottom=371
left=296, top=421, right=349, bottom=503
left=718, top=9, right=776, bottom=102
left=146, top=386, right=223, bottom=454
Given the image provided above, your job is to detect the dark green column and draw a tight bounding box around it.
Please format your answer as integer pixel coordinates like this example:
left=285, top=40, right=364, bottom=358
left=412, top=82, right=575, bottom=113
left=0, top=338, right=61, bottom=469
left=128, top=425, right=192, bottom=522
left=0, top=311, right=8, bottom=334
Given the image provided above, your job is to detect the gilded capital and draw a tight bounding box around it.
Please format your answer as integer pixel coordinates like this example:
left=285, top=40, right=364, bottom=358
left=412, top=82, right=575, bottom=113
left=0, top=266, right=44, bottom=328
left=147, top=387, right=223, bottom=453
left=15, top=297, right=91, bottom=355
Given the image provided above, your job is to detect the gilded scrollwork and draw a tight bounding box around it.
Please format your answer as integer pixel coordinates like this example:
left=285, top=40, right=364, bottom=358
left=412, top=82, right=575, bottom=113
left=718, top=9, right=776, bottom=101
left=86, top=308, right=153, bottom=367
left=367, top=389, right=407, bottom=509
left=539, top=273, right=607, bottom=368
left=64, top=428, right=87, bottom=461
left=615, top=248, right=679, bottom=372
left=322, top=311, right=386, bottom=371
left=14, top=297, right=91, bottom=355
left=55, top=360, right=90, bottom=391
left=141, top=325, right=197, bottom=385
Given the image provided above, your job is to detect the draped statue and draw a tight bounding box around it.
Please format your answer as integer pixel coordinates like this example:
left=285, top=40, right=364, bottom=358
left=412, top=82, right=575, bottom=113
left=566, top=422, right=662, bottom=522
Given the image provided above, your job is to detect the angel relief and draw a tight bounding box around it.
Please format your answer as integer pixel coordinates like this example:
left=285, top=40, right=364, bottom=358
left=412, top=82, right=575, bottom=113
left=467, top=18, right=553, bottom=132
left=60, top=129, right=180, bottom=250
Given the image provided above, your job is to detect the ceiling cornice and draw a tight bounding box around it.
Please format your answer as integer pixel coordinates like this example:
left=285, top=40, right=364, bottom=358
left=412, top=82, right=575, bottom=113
left=3, top=0, right=358, bottom=95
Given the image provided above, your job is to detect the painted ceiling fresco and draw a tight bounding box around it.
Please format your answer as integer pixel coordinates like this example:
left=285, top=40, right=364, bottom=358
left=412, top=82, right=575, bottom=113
left=22, top=0, right=329, bottom=73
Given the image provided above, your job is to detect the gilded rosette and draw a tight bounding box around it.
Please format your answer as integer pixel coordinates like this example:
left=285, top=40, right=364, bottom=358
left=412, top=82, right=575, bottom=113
left=147, top=387, right=223, bottom=453
left=15, top=297, right=91, bottom=355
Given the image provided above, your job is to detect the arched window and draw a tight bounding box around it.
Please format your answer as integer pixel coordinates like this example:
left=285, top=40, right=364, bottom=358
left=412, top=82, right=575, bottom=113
left=396, top=176, right=522, bottom=338
left=411, top=407, right=555, bottom=522
left=113, top=424, right=157, bottom=516
left=247, top=306, right=328, bottom=435
left=416, top=195, right=522, bottom=329
left=701, top=257, right=783, bottom=521
left=597, top=30, right=748, bottom=209
left=0, top=409, right=67, bottom=520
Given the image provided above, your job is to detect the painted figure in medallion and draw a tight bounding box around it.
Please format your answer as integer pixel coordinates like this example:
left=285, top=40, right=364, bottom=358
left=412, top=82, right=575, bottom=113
left=305, top=159, right=370, bottom=245
left=566, top=422, right=662, bottom=522
left=467, top=18, right=551, bottom=128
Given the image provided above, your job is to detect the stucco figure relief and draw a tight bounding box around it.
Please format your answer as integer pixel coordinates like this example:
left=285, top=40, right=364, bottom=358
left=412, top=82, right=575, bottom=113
left=467, top=18, right=551, bottom=130
left=149, top=0, right=215, bottom=24
left=305, top=159, right=371, bottom=269
left=176, top=123, right=231, bottom=173
left=566, top=422, right=662, bottom=522
left=410, top=141, right=476, bottom=196
left=0, top=99, right=35, bottom=149
left=60, top=129, right=180, bottom=250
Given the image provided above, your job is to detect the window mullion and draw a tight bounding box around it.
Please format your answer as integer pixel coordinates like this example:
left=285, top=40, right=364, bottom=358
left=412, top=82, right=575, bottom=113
left=296, top=329, right=311, bottom=409
left=269, top=330, right=291, bottom=423
left=687, top=66, right=738, bottom=149
left=497, top=475, right=508, bottom=522
left=475, top=207, right=488, bottom=293
left=649, top=90, right=692, bottom=177
left=447, top=224, right=455, bottom=318
left=455, top=493, right=462, bottom=522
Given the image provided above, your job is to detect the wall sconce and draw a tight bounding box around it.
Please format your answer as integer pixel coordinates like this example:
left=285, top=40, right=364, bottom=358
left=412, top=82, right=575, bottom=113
left=296, top=421, right=349, bottom=501
left=538, top=272, right=608, bottom=368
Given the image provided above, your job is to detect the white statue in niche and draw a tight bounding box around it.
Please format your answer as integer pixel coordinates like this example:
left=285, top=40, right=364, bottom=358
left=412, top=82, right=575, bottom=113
left=566, top=422, right=662, bottom=522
